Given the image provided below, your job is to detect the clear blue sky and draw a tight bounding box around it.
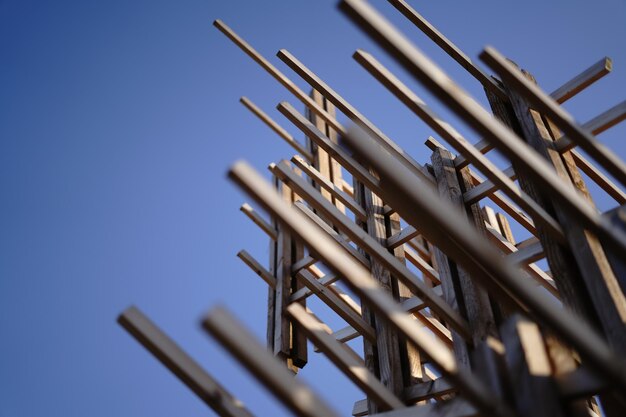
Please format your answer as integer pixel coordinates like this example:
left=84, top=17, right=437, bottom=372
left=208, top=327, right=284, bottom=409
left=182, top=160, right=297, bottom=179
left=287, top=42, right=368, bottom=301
left=1, top=1, right=625, bottom=416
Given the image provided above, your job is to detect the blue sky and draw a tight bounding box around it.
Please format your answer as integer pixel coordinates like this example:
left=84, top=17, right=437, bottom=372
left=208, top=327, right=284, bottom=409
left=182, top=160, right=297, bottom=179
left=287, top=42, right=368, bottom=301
left=1, top=1, right=625, bottom=416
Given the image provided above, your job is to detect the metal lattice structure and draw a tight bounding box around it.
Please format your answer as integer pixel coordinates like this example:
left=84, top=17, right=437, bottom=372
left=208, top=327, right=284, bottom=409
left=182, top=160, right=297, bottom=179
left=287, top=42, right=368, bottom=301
left=118, top=1, right=626, bottom=416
